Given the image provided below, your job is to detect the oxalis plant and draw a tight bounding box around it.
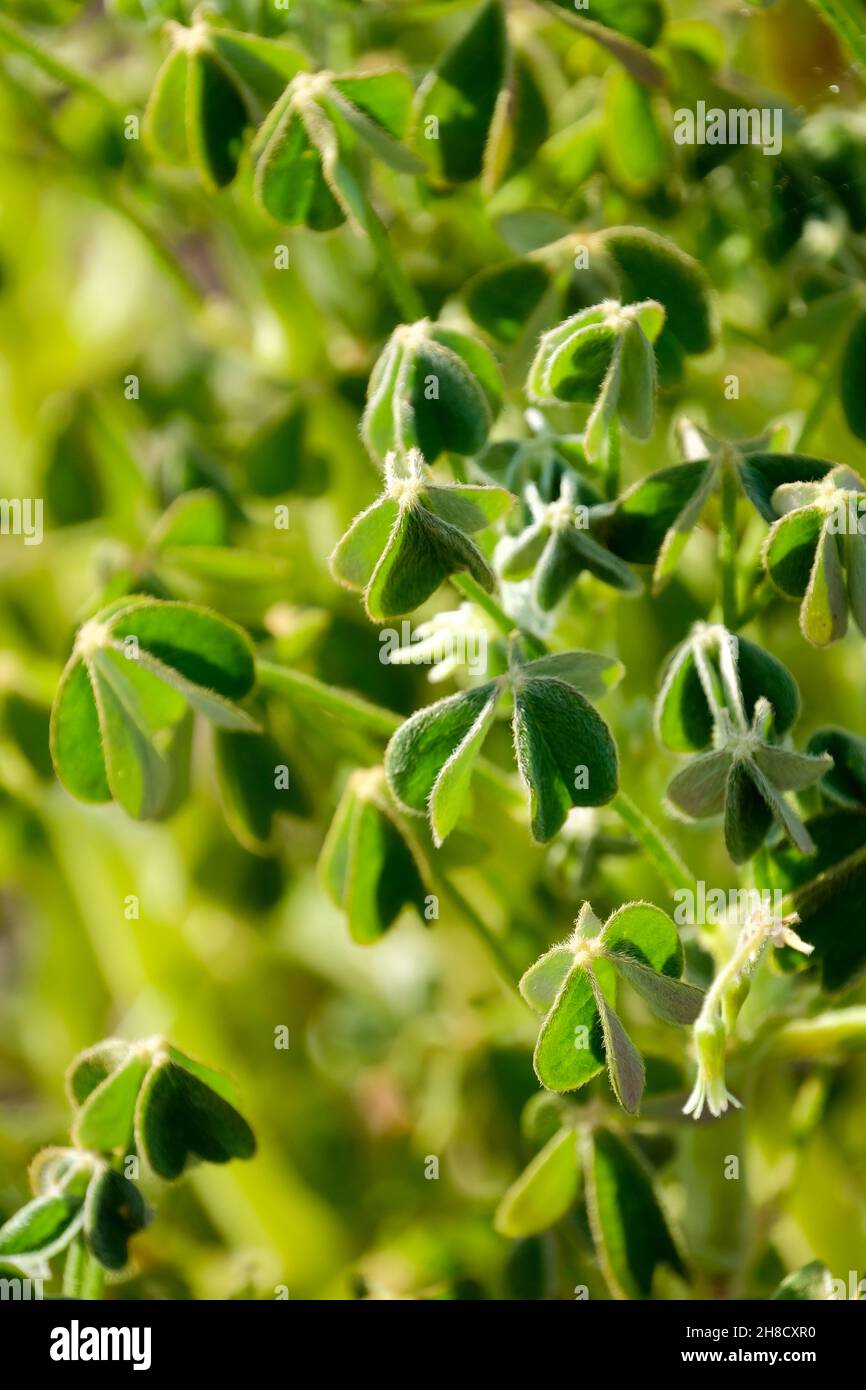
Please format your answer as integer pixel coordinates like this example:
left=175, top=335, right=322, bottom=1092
left=0, top=1039, right=254, bottom=1298
left=3, top=0, right=866, bottom=1304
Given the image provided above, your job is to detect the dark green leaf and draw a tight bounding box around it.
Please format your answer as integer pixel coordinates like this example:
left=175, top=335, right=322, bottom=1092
left=494, top=1128, right=580, bottom=1237
left=84, top=1167, right=150, bottom=1271
left=135, top=1057, right=256, bottom=1180
left=512, top=676, right=619, bottom=842
left=585, top=1128, right=685, bottom=1300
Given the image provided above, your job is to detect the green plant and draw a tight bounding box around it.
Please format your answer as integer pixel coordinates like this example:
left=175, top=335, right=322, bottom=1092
left=0, top=1039, right=254, bottom=1298
left=3, top=0, right=866, bottom=1305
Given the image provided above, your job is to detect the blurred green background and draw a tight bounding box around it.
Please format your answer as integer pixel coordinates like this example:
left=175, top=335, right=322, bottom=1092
left=1, top=0, right=866, bottom=1299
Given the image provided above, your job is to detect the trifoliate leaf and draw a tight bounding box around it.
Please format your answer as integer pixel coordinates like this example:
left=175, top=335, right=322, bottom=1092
left=608, top=954, right=704, bottom=1025
left=66, top=1040, right=133, bottom=1107
left=494, top=1127, right=580, bottom=1238
left=532, top=960, right=612, bottom=1092
left=361, top=322, right=503, bottom=464
left=519, top=945, right=575, bottom=1013
left=50, top=599, right=257, bottom=820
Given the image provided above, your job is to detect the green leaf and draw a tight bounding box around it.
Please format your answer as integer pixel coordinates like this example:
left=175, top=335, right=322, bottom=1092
left=66, top=1040, right=133, bottom=1107
left=600, top=901, right=684, bottom=976
left=135, top=1057, right=256, bottom=1181
left=666, top=747, right=732, bottom=819
left=547, top=0, right=664, bottom=47
left=151, top=490, right=227, bottom=550
left=143, top=48, right=190, bottom=165
left=519, top=651, right=624, bottom=700
left=253, top=97, right=344, bottom=229
left=608, top=955, right=704, bottom=1024
left=801, top=521, right=848, bottom=646
left=413, top=0, right=507, bottom=184
left=602, top=460, right=715, bottom=567
left=603, top=71, right=666, bottom=196
left=206, top=30, right=308, bottom=119
left=768, top=817, right=866, bottom=992
left=534, top=316, right=619, bottom=405
left=330, top=498, right=400, bottom=592
left=585, top=1128, right=685, bottom=1300
left=429, top=686, right=499, bottom=845
left=72, top=1049, right=150, bottom=1152
left=0, top=1194, right=83, bottom=1260
left=763, top=505, right=823, bottom=597
left=319, top=772, right=428, bottom=943
left=807, top=728, right=866, bottom=808
left=50, top=657, right=111, bottom=803
left=186, top=49, right=248, bottom=190
left=591, top=976, right=645, bottom=1113
left=616, top=320, right=656, bottom=440
left=84, top=1167, right=150, bottom=1271
left=751, top=743, right=832, bottom=793
left=841, top=311, right=866, bottom=442
left=465, top=259, right=551, bottom=344
left=847, top=530, right=866, bottom=635
left=386, top=682, right=501, bottom=814
left=329, top=72, right=424, bottom=174
left=215, top=729, right=309, bottom=854
left=494, top=1128, right=580, bottom=1237
left=772, top=1261, right=839, bottom=1301
left=737, top=452, right=832, bottom=523
left=600, top=226, right=715, bottom=355
left=519, top=945, right=575, bottom=1013
left=365, top=503, right=494, bottom=622
left=725, top=759, right=773, bottom=864
left=736, top=635, right=800, bottom=736
left=655, top=638, right=716, bottom=753
left=512, top=676, right=619, bottom=842
left=532, top=961, right=610, bottom=1092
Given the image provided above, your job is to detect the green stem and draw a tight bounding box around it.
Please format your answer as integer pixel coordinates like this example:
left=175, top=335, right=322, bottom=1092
left=255, top=659, right=522, bottom=802
left=358, top=189, right=425, bottom=322
left=610, top=790, right=694, bottom=894
left=451, top=573, right=515, bottom=640
left=0, top=15, right=116, bottom=108
left=806, top=0, right=866, bottom=68
left=437, top=872, right=519, bottom=987
left=63, top=1238, right=105, bottom=1300
left=257, top=660, right=401, bottom=737
left=719, top=460, right=739, bottom=631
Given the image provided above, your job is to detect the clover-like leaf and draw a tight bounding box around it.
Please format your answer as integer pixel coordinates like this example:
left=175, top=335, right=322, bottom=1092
left=666, top=701, right=832, bottom=864
left=655, top=624, right=800, bottom=753
left=135, top=1054, right=256, bottom=1181
left=584, top=1128, right=686, bottom=1300
left=331, top=451, right=511, bottom=622
left=144, top=18, right=308, bottom=189
left=499, top=476, right=640, bottom=610
left=72, top=1048, right=151, bottom=1153
left=532, top=955, right=613, bottom=1092
left=50, top=598, right=257, bottom=820
left=528, top=300, right=664, bottom=461
left=319, top=768, right=429, bottom=942
left=84, top=1166, right=150, bottom=1272
left=362, top=321, right=503, bottom=465
left=512, top=671, right=619, bottom=842
left=494, top=1127, right=580, bottom=1238
left=598, top=226, right=715, bottom=356
left=762, top=466, right=866, bottom=646
left=252, top=66, right=421, bottom=229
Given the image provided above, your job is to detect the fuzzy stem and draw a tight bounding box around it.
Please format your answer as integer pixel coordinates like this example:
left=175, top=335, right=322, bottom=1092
left=63, top=1238, right=105, bottom=1300
left=451, top=573, right=516, bottom=640
left=437, top=872, right=519, bottom=988
left=719, top=460, right=739, bottom=631
left=610, top=790, right=694, bottom=894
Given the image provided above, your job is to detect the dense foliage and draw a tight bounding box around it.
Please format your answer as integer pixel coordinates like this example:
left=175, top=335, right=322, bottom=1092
left=1, top=0, right=866, bottom=1301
